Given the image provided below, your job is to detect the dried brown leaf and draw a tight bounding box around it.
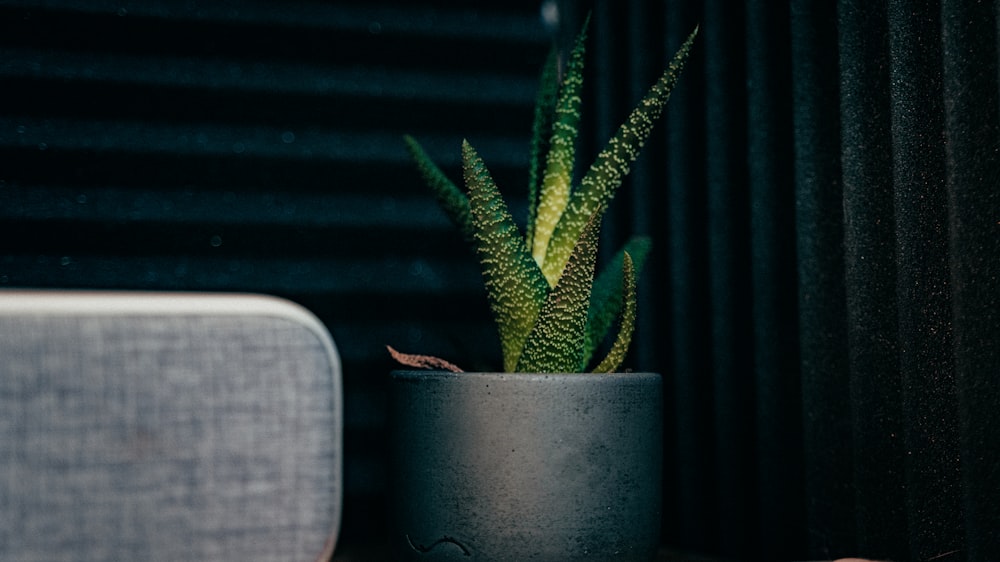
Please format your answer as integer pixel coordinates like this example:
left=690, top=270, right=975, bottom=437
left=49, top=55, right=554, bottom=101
left=386, top=345, right=465, bottom=373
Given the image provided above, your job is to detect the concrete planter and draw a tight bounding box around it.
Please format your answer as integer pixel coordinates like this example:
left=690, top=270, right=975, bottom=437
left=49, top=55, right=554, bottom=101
left=389, top=370, right=663, bottom=561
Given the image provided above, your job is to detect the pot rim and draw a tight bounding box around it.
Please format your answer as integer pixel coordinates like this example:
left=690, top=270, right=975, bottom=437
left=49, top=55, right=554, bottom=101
left=390, top=370, right=661, bottom=381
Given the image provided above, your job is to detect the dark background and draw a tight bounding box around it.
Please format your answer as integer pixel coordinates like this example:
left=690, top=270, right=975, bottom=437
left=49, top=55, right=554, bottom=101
left=2, top=0, right=998, bottom=560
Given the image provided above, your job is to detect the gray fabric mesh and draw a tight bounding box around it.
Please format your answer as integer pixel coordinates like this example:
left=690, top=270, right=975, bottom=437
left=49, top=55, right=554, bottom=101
left=0, top=312, right=339, bottom=561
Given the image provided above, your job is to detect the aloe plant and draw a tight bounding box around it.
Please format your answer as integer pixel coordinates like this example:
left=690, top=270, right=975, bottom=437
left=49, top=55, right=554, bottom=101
left=390, top=19, right=698, bottom=373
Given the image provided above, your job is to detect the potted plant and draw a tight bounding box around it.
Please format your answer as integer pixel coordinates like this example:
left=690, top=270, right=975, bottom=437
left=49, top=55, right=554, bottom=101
left=388, top=17, right=697, bottom=561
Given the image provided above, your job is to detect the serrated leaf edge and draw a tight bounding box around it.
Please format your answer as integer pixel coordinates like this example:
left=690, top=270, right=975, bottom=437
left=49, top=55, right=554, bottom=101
left=591, top=251, right=638, bottom=374
left=517, top=209, right=601, bottom=373
left=463, top=140, right=550, bottom=372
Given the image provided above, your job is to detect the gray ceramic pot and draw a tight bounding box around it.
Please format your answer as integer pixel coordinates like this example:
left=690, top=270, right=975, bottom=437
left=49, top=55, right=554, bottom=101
left=389, top=370, right=663, bottom=561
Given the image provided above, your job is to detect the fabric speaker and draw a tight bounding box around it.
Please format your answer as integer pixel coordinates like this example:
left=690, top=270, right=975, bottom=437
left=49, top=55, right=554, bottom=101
left=0, top=291, right=342, bottom=561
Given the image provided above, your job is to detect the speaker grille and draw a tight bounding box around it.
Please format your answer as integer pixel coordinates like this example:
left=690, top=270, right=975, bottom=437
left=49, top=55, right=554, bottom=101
left=0, top=292, right=341, bottom=561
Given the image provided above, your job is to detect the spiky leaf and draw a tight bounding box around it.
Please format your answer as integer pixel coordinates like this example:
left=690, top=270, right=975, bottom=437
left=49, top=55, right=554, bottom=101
left=583, top=235, right=651, bottom=366
left=541, top=26, right=699, bottom=283
left=463, top=140, right=549, bottom=372
left=517, top=210, right=601, bottom=372
left=526, top=47, right=560, bottom=251
left=403, top=135, right=474, bottom=244
left=591, top=251, right=638, bottom=373
left=531, top=15, right=590, bottom=278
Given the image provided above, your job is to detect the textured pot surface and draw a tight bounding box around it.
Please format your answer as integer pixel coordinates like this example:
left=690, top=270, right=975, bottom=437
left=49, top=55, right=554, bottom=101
left=389, top=371, right=663, bottom=561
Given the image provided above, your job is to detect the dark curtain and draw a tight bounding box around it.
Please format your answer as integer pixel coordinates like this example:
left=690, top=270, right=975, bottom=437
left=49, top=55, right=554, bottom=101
left=564, top=0, right=999, bottom=560
left=2, top=0, right=998, bottom=560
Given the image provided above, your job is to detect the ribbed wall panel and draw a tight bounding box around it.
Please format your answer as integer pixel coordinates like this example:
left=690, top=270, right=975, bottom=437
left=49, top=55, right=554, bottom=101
left=0, top=1, right=551, bottom=548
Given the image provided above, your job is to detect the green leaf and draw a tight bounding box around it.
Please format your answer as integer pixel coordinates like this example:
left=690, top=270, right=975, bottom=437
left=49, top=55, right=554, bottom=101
left=526, top=47, right=560, bottom=252
left=541, top=26, right=699, bottom=284
left=403, top=135, right=474, bottom=244
left=583, top=236, right=651, bottom=367
left=591, top=251, right=638, bottom=373
left=517, top=209, right=601, bottom=373
left=462, top=140, right=550, bottom=372
left=531, top=15, right=590, bottom=280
